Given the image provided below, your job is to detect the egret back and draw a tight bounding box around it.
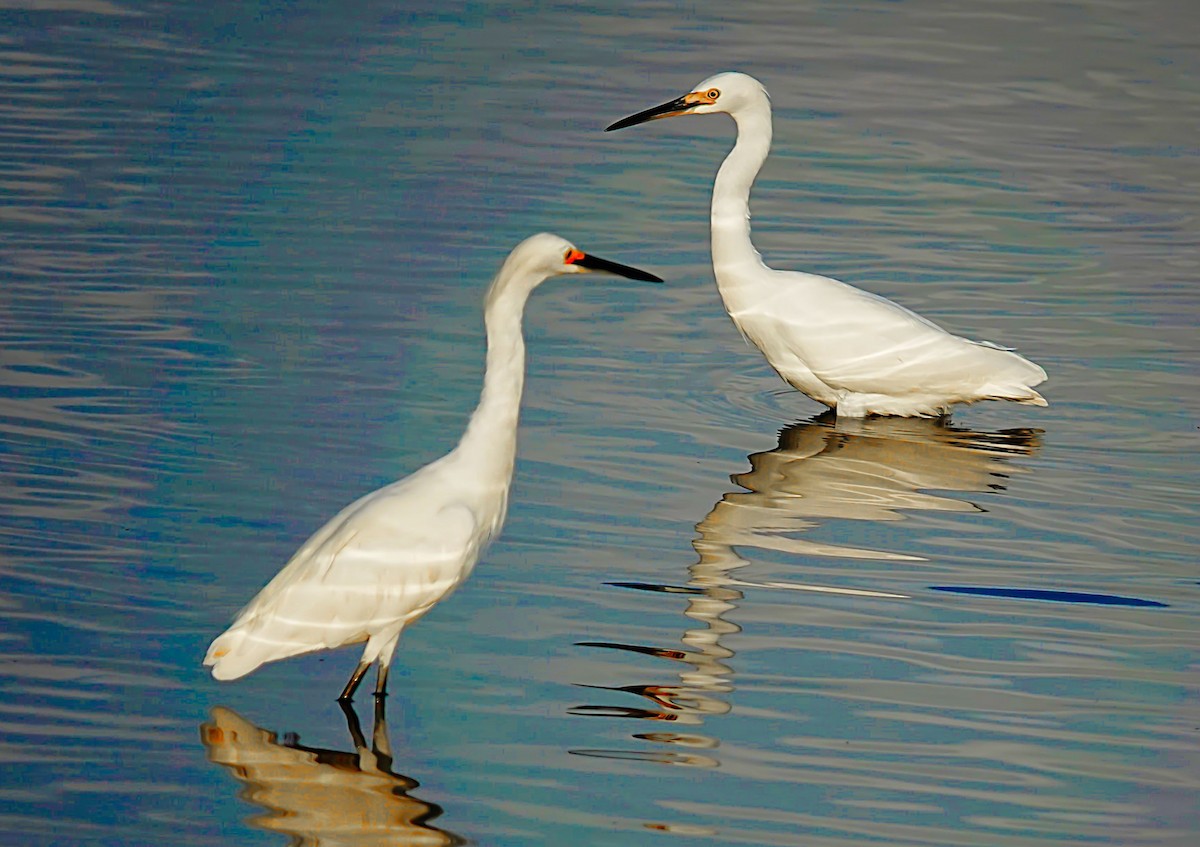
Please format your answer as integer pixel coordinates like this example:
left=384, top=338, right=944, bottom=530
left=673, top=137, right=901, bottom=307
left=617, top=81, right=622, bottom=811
left=204, top=455, right=501, bottom=681
left=721, top=267, right=1046, bottom=416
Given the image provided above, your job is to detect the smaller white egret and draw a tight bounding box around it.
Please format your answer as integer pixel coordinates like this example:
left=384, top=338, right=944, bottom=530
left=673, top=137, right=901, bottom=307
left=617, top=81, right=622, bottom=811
left=607, top=72, right=1048, bottom=418
left=204, top=233, right=661, bottom=701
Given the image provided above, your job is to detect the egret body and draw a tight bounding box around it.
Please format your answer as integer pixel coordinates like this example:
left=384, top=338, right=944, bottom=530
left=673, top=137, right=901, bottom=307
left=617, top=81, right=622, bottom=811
left=204, top=234, right=661, bottom=700
left=608, top=72, right=1047, bottom=417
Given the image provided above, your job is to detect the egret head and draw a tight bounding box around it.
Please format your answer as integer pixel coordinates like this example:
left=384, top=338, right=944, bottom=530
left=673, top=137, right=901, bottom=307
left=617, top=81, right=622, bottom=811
left=489, top=233, right=661, bottom=302
left=606, top=71, right=768, bottom=131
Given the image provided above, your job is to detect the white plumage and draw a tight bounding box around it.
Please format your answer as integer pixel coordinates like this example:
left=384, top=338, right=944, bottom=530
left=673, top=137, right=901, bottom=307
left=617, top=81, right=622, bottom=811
left=608, top=71, right=1048, bottom=418
left=204, top=233, right=661, bottom=700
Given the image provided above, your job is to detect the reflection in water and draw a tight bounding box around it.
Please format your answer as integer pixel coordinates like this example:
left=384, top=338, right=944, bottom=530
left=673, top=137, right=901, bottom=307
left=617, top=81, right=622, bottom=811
left=201, top=702, right=461, bottom=846
left=573, top=415, right=1041, bottom=766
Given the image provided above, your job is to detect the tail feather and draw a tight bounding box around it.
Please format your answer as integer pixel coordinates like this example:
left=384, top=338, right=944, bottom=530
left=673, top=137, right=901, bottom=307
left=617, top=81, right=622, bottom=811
left=981, top=384, right=1047, bottom=407
left=204, top=618, right=350, bottom=681
left=1017, top=388, right=1048, bottom=407
left=204, top=629, right=263, bottom=681
left=204, top=626, right=308, bottom=681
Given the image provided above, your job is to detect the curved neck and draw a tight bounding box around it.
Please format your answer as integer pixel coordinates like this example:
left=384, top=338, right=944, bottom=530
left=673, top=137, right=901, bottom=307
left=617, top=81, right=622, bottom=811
left=453, top=283, right=530, bottom=482
left=711, top=103, right=772, bottom=276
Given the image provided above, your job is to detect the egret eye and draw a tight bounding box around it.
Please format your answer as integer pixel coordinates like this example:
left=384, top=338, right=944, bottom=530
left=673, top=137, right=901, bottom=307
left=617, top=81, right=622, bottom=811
left=707, top=88, right=720, bottom=100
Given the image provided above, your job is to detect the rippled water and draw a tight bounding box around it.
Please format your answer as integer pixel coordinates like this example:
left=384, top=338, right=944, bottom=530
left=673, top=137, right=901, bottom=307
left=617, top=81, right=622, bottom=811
left=1, top=1, right=1197, bottom=845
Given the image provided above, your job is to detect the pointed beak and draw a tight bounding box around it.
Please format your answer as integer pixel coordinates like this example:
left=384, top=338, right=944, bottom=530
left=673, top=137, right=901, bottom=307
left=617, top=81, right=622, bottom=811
left=606, top=93, right=697, bottom=132
left=567, top=250, right=663, bottom=283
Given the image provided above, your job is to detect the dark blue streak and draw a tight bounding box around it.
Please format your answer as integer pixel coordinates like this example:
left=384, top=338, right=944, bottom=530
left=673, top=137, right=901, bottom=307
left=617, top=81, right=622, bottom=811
left=930, top=586, right=1167, bottom=607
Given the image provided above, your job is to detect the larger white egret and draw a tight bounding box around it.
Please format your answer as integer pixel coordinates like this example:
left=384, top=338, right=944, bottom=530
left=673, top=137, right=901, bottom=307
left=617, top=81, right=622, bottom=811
left=204, top=233, right=661, bottom=701
left=608, top=72, right=1048, bottom=418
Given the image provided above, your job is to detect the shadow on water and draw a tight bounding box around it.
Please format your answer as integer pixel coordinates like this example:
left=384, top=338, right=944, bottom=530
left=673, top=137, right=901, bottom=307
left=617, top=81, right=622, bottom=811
left=201, top=701, right=462, bottom=846
left=570, top=414, right=1042, bottom=764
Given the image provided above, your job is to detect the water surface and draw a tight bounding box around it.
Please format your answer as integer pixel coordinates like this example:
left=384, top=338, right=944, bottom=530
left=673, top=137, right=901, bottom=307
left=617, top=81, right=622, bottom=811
left=1, top=1, right=1197, bottom=845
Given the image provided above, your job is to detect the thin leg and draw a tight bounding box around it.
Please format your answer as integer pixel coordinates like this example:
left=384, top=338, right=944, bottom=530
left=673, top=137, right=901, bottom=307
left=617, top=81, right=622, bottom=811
left=373, top=663, right=390, bottom=699
left=339, top=660, right=371, bottom=702
left=372, top=631, right=402, bottom=700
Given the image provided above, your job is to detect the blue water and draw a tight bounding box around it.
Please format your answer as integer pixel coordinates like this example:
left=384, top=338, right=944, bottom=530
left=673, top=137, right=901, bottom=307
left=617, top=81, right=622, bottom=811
left=1, top=1, right=1197, bottom=845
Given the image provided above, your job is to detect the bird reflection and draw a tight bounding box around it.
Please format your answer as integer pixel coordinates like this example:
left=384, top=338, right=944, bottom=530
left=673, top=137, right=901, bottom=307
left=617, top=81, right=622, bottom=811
left=571, top=414, right=1041, bottom=766
left=201, top=701, right=462, bottom=846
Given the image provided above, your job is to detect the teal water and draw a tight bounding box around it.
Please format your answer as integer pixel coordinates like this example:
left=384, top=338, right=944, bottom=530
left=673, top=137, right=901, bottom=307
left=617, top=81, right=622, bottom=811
left=1, top=1, right=1197, bottom=845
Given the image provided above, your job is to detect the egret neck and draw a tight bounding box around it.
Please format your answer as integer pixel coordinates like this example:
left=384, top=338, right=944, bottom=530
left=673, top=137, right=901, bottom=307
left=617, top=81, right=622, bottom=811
left=452, top=264, right=534, bottom=493
left=710, top=94, right=772, bottom=281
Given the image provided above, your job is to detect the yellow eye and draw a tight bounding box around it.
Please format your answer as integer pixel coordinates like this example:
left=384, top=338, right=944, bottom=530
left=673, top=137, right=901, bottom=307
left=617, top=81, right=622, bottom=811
left=707, top=88, right=720, bottom=100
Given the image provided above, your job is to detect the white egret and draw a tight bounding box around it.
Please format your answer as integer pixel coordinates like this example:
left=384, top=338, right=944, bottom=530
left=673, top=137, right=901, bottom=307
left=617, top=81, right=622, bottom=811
left=204, top=233, right=662, bottom=701
left=608, top=72, right=1048, bottom=418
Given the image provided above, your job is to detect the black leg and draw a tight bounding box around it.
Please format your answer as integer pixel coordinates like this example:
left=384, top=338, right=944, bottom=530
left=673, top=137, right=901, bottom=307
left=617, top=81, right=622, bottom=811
left=373, top=663, right=390, bottom=699
left=339, top=660, right=371, bottom=702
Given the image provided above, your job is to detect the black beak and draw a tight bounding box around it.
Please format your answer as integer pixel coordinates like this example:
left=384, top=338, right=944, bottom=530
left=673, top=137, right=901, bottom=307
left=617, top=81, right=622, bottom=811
left=605, top=95, right=693, bottom=132
left=575, top=252, right=663, bottom=283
